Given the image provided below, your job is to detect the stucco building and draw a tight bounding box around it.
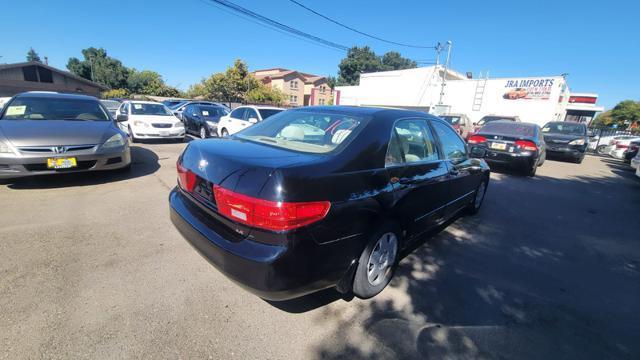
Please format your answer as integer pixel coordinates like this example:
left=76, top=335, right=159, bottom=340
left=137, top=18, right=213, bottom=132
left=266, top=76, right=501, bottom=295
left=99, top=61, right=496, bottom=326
left=253, top=68, right=333, bottom=107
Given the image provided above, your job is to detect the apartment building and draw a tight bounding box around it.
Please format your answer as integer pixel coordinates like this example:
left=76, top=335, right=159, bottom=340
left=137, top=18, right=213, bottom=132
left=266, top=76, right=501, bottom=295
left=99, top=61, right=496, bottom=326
left=253, top=68, right=333, bottom=107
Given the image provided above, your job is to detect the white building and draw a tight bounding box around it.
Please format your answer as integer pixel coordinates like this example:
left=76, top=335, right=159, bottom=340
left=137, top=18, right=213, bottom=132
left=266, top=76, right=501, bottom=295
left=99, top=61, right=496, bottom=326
left=335, top=66, right=603, bottom=127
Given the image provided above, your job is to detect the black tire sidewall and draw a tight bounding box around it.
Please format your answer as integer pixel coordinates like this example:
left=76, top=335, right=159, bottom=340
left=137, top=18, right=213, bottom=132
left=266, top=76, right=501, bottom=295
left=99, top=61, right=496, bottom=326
left=352, top=223, right=401, bottom=299
left=467, top=177, right=488, bottom=214
left=200, top=126, right=207, bottom=139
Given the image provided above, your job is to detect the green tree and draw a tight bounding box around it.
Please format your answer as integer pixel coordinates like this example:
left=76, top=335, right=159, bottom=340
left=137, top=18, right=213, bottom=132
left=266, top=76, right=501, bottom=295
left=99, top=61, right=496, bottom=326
left=193, top=59, right=259, bottom=105
left=337, top=46, right=417, bottom=86
left=326, top=76, right=337, bottom=89
left=27, top=48, right=42, bottom=63
left=610, top=100, right=640, bottom=125
left=126, top=69, right=180, bottom=96
left=591, top=110, right=613, bottom=127
left=67, top=47, right=130, bottom=89
left=101, top=88, right=130, bottom=99
left=246, top=83, right=286, bottom=105
left=381, top=51, right=417, bottom=71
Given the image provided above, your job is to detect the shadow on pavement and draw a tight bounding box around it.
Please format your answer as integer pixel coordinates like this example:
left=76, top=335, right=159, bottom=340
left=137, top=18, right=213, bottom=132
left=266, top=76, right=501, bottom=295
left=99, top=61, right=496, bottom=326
left=266, top=288, right=354, bottom=314
left=311, top=158, right=640, bottom=359
left=3, top=146, right=161, bottom=189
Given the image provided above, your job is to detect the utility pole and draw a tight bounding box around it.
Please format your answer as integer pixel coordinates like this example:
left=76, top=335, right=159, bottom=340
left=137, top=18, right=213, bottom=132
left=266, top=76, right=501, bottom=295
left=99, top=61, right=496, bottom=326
left=439, top=41, right=452, bottom=105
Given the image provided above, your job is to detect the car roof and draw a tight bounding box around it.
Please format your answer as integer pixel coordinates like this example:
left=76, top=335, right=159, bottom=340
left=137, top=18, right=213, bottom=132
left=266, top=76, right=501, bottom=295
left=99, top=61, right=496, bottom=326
left=545, top=121, right=585, bottom=126
left=485, top=120, right=537, bottom=127
left=238, top=105, right=285, bottom=110
left=127, top=100, right=163, bottom=105
left=15, top=91, right=99, bottom=101
left=288, top=105, right=432, bottom=118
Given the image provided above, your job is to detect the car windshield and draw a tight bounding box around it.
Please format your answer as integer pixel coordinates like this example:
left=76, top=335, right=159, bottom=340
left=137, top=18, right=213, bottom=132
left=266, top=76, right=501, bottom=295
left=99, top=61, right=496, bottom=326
left=131, top=103, right=172, bottom=116
left=477, top=116, right=515, bottom=126
left=100, top=100, right=121, bottom=110
left=200, top=106, right=228, bottom=117
left=237, top=111, right=367, bottom=154
left=258, top=109, right=283, bottom=120
left=1, top=96, right=109, bottom=121
left=441, top=115, right=461, bottom=125
left=169, top=101, right=189, bottom=110
left=481, top=122, right=536, bottom=137
left=542, top=122, right=586, bottom=135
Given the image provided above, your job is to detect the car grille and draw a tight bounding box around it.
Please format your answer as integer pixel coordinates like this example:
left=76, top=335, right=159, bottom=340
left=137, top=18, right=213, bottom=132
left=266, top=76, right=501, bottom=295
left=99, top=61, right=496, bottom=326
left=106, top=157, right=122, bottom=165
left=23, top=160, right=97, bottom=172
left=17, top=145, right=97, bottom=154
left=151, top=123, right=172, bottom=129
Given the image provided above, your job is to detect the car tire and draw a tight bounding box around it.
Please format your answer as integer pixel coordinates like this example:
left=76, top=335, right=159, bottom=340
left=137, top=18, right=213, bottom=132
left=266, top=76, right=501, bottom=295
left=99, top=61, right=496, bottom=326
left=596, top=145, right=607, bottom=154
left=526, top=161, right=537, bottom=177
left=466, top=178, right=488, bottom=215
left=221, top=128, right=229, bottom=137
left=128, top=126, right=138, bottom=143
left=352, top=224, right=400, bottom=299
left=199, top=126, right=207, bottom=139
left=574, top=156, right=584, bottom=164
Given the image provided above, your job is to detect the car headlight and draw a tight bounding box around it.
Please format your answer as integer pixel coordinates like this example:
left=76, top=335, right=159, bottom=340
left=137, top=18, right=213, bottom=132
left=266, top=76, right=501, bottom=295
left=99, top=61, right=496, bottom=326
left=133, top=120, right=149, bottom=127
left=174, top=122, right=184, bottom=128
left=569, top=139, right=586, bottom=145
left=206, top=121, right=218, bottom=128
left=102, top=133, right=125, bottom=149
left=0, top=141, right=14, bottom=154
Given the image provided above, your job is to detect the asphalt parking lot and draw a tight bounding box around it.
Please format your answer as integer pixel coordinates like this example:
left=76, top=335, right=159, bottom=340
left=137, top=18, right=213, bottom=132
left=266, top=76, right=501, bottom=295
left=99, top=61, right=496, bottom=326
left=1, top=140, right=639, bottom=359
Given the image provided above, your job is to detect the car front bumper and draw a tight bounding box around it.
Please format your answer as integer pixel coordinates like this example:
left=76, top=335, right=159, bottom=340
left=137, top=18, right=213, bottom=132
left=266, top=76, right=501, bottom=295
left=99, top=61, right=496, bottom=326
left=546, top=144, right=586, bottom=159
left=131, top=125, right=185, bottom=139
left=169, top=188, right=347, bottom=301
left=0, top=146, right=131, bottom=179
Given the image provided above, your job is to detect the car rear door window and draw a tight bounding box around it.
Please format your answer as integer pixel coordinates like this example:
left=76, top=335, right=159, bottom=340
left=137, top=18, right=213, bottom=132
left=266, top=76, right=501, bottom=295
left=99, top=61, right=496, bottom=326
left=386, top=119, right=439, bottom=166
left=431, top=120, right=467, bottom=163
left=245, top=108, right=259, bottom=121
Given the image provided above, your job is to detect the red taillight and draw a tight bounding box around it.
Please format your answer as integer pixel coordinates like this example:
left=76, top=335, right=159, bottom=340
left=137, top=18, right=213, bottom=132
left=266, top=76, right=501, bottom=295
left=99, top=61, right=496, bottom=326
left=515, top=140, right=538, bottom=151
left=616, top=143, right=629, bottom=149
left=468, top=135, right=487, bottom=144
left=177, top=161, right=197, bottom=192
left=213, top=185, right=331, bottom=232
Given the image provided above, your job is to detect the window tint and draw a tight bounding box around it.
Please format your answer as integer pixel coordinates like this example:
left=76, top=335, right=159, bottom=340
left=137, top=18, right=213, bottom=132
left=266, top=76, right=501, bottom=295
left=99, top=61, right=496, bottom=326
left=387, top=119, right=439, bottom=165
left=245, top=108, right=258, bottom=120
left=22, top=66, right=38, bottom=82
left=431, top=121, right=467, bottom=163
left=1, top=97, right=109, bottom=121
left=481, top=122, right=536, bottom=137
left=37, top=67, right=53, bottom=83
left=230, top=108, right=246, bottom=119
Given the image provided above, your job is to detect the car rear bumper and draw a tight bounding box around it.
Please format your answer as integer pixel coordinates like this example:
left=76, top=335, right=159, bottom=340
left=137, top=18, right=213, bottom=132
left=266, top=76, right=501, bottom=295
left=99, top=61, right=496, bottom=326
left=483, top=151, right=536, bottom=169
left=169, top=188, right=344, bottom=301
left=0, top=147, right=131, bottom=179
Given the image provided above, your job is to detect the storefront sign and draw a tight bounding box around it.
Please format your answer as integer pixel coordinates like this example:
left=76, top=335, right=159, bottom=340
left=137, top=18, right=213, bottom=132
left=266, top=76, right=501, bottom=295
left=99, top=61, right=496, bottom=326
left=502, top=78, right=555, bottom=101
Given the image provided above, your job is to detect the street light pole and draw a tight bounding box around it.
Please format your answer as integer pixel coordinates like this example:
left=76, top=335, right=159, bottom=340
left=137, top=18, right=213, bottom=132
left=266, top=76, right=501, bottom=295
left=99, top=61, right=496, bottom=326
left=438, top=41, right=452, bottom=105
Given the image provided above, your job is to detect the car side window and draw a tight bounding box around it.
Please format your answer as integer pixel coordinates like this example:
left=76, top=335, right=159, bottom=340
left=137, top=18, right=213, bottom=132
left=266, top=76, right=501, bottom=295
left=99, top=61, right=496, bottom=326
left=386, top=119, right=439, bottom=166
left=245, top=108, right=258, bottom=121
left=230, top=108, right=245, bottom=120
left=431, top=120, right=467, bottom=163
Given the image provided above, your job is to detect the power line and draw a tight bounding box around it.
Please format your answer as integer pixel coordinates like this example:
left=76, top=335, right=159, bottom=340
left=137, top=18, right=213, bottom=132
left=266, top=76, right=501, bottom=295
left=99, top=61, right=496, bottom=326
left=203, top=0, right=349, bottom=51
left=288, top=0, right=436, bottom=49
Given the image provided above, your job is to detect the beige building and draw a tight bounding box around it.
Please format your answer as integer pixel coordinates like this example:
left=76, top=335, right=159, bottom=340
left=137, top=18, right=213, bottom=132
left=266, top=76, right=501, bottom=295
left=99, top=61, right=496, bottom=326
left=0, top=61, right=107, bottom=97
left=253, top=68, right=333, bottom=107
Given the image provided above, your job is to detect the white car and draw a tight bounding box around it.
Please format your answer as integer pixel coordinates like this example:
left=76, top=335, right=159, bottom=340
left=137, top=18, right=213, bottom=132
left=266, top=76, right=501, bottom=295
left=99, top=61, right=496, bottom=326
left=115, top=101, right=185, bottom=142
left=607, top=136, right=640, bottom=159
left=631, top=147, right=640, bottom=171
left=217, top=105, right=284, bottom=137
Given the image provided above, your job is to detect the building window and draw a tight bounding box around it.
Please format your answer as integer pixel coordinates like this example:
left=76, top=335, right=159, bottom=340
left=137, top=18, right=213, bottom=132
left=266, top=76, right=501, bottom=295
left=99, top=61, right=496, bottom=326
left=38, top=67, right=53, bottom=83
left=290, top=80, right=298, bottom=89
left=290, top=95, right=298, bottom=104
left=319, top=86, right=325, bottom=94
left=22, top=66, right=38, bottom=82
left=319, top=99, right=325, bottom=105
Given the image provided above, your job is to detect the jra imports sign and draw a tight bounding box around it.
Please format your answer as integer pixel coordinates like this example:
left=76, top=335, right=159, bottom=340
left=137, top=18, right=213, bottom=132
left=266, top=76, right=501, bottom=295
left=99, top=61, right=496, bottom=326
left=502, top=78, right=555, bottom=100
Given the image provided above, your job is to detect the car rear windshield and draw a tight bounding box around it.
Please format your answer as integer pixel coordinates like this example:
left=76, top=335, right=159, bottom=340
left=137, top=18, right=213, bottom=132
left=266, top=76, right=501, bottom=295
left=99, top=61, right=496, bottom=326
left=477, top=116, right=515, bottom=126
left=481, top=122, right=536, bottom=137
left=542, top=122, right=586, bottom=135
left=258, top=109, right=282, bottom=120
left=131, top=103, right=172, bottom=116
left=100, top=100, right=121, bottom=110
left=1, top=97, right=109, bottom=121
left=237, top=111, right=367, bottom=154
left=441, top=116, right=461, bottom=125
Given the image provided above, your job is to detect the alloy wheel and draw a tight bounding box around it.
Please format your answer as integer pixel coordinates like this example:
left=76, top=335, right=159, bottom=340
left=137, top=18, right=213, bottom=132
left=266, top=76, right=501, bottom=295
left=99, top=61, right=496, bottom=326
left=475, top=181, right=486, bottom=208
left=367, top=232, right=398, bottom=286
left=200, top=127, right=206, bottom=139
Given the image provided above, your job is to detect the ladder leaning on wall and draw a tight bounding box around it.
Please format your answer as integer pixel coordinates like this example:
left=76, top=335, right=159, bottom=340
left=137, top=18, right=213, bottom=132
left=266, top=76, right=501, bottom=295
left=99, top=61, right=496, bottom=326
left=472, top=72, right=489, bottom=111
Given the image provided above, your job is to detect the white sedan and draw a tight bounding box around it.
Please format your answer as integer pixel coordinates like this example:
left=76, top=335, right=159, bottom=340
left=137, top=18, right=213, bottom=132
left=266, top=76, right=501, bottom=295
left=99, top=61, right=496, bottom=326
left=217, top=105, right=284, bottom=137
left=607, top=136, right=640, bottom=159
left=115, top=101, right=185, bottom=142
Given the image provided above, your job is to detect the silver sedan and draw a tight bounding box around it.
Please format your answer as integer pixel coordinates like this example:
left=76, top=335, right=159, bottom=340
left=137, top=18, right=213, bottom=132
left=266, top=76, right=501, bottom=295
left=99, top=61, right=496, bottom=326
left=0, top=92, right=131, bottom=179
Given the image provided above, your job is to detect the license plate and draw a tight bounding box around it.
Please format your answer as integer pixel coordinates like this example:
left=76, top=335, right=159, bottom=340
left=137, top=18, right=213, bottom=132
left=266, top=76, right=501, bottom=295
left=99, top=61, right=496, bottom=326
left=159, top=131, right=169, bottom=136
left=47, top=157, right=77, bottom=169
left=490, top=142, right=507, bottom=150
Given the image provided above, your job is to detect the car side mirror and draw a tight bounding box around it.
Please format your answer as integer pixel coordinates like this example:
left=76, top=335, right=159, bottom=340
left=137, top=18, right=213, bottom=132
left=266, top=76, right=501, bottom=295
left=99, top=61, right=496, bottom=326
left=469, top=146, right=487, bottom=158
left=116, top=114, right=128, bottom=122
left=248, top=117, right=258, bottom=124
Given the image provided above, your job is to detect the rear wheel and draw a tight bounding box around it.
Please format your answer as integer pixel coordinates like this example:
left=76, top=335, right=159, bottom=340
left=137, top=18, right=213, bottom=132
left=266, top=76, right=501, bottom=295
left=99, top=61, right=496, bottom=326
left=526, top=160, right=537, bottom=177
left=353, top=224, right=400, bottom=299
left=574, top=156, right=584, bottom=164
left=596, top=145, right=607, bottom=154
left=221, top=128, right=229, bottom=137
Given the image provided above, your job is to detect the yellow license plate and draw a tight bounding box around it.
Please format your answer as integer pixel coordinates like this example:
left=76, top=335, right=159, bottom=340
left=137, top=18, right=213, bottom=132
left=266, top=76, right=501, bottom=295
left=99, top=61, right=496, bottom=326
left=490, top=142, right=507, bottom=150
left=47, top=157, right=77, bottom=169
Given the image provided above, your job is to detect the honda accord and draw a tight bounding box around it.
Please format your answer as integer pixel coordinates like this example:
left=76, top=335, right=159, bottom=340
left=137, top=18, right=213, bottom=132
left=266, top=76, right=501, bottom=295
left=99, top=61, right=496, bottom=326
left=170, top=106, right=490, bottom=300
left=0, top=92, right=131, bottom=179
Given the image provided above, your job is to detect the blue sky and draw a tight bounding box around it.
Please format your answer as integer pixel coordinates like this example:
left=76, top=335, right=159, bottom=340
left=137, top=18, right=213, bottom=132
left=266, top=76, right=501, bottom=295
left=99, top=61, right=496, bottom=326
left=2, top=0, right=638, bottom=109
